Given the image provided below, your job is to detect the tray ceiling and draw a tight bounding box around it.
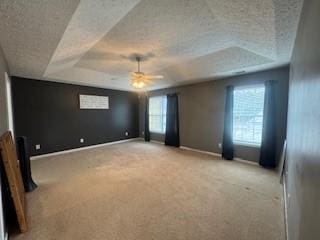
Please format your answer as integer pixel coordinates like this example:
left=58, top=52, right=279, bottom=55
left=0, top=0, right=303, bottom=91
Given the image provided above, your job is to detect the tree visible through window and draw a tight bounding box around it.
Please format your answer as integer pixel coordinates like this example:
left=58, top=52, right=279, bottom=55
left=149, top=96, right=167, bottom=133
left=233, top=85, right=265, bottom=146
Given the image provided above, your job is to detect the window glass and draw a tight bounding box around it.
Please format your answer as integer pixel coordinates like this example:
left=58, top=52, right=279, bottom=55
left=233, top=85, right=265, bottom=146
left=149, top=96, right=167, bottom=133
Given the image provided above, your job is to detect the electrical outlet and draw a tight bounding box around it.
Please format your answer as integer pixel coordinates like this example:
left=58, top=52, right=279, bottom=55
left=125, top=131, right=129, bottom=136
left=218, top=143, right=222, bottom=149
left=142, top=131, right=145, bottom=135
left=35, top=144, right=41, bottom=150
left=80, top=138, right=84, bottom=143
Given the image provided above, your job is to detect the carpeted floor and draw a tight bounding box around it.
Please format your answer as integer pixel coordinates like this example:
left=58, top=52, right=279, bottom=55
left=12, top=140, right=285, bottom=240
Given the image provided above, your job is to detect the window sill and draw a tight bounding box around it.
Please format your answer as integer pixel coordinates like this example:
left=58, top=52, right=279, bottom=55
left=233, top=142, right=261, bottom=148
left=150, top=131, right=165, bottom=135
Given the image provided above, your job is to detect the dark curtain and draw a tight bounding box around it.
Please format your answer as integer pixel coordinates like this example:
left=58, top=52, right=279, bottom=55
left=222, top=86, right=234, bottom=160
left=16, top=136, right=37, bottom=192
left=260, top=80, right=277, bottom=168
left=165, top=93, right=180, bottom=147
left=144, top=96, right=150, bottom=142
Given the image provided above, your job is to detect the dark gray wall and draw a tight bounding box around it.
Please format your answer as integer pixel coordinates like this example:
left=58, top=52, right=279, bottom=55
left=12, top=77, right=139, bottom=156
left=140, top=67, right=289, bottom=163
left=286, top=0, right=320, bottom=239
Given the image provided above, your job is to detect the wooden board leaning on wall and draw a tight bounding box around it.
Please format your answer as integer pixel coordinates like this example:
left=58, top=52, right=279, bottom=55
left=0, top=131, right=27, bottom=233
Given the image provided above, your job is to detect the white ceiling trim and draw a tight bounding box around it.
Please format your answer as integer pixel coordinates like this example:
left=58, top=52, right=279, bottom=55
left=44, top=0, right=141, bottom=76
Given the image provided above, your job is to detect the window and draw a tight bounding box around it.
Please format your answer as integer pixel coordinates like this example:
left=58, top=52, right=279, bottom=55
left=149, top=96, right=167, bottom=133
left=233, top=85, right=265, bottom=146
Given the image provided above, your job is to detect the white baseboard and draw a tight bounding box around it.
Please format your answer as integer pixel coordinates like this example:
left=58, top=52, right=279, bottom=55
left=180, top=146, right=221, bottom=157
left=30, top=138, right=141, bottom=160
left=179, top=146, right=258, bottom=165
left=37, top=138, right=258, bottom=165
left=283, top=175, right=289, bottom=240
left=234, top=157, right=259, bottom=166
left=150, top=140, right=164, bottom=145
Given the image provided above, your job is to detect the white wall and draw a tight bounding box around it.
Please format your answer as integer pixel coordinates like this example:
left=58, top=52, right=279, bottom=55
left=0, top=50, right=9, bottom=134
left=0, top=46, right=10, bottom=240
left=4, top=73, right=13, bottom=135
left=287, top=0, right=320, bottom=239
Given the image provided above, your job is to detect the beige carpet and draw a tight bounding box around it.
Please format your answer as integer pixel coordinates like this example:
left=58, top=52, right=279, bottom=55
left=12, top=141, right=285, bottom=240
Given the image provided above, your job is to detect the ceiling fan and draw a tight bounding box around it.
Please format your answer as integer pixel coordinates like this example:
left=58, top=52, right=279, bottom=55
left=131, top=56, right=163, bottom=89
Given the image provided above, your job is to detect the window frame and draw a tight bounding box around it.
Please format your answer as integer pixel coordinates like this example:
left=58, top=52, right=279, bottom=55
left=232, top=84, right=265, bottom=148
left=148, top=95, right=167, bottom=134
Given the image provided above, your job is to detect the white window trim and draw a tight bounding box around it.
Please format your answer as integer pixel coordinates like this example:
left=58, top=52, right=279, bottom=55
left=149, top=96, right=167, bottom=134
left=232, top=84, right=265, bottom=147
left=234, top=83, right=264, bottom=90
left=150, top=130, right=165, bottom=134
left=234, top=141, right=261, bottom=148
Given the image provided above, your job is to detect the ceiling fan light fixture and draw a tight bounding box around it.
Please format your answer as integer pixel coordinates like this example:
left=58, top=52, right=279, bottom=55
left=131, top=79, right=146, bottom=89
left=130, top=55, right=163, bottom=89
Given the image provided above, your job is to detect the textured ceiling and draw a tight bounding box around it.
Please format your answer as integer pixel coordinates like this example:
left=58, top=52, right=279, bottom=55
left=0, top=0, right=303, bottom=91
